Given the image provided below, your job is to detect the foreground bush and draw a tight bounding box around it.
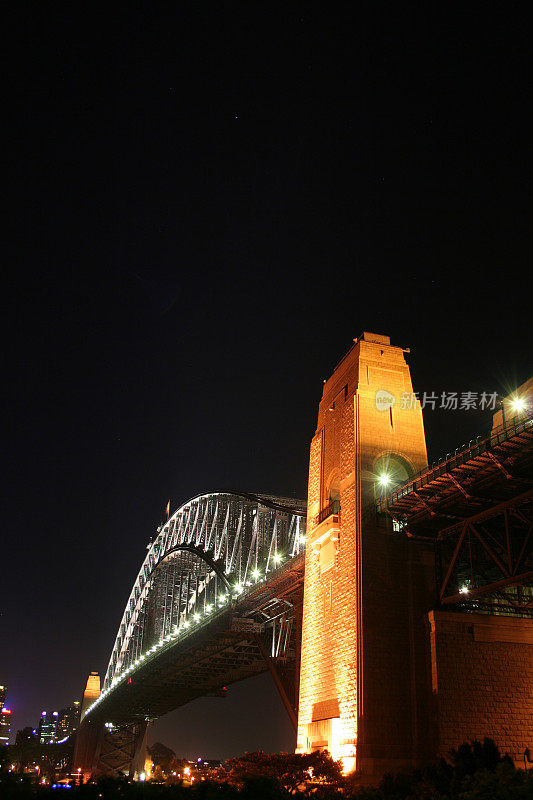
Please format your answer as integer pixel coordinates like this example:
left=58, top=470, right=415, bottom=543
left=351, top=739, right=532, bottom=800
left=1, top=739, right=531, bottom=799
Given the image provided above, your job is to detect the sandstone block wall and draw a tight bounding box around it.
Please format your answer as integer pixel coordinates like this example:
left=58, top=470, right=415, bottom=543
left=428, top=611, right=533, bottom=766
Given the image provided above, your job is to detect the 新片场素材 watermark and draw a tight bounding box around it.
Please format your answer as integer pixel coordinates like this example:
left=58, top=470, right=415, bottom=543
left=375, top=390, right=499, bottom=411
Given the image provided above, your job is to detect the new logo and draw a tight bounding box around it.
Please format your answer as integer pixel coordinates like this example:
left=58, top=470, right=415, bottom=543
left=375, top=389, right=395, bottom=411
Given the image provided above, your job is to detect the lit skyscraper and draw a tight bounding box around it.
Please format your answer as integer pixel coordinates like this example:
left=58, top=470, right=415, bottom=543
left=0, top=685, right=11, bottom=746
left=56, top=702, right=81, bottom=741
left=0, top=709, right=11, bottom=746
left=38, top=711, right=59, bottom=745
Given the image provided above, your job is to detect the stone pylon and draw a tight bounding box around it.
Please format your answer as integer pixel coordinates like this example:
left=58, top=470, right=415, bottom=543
left=297, top=332, right=434, bottom=779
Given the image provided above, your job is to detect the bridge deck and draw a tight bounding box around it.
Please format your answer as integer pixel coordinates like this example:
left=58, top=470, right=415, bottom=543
left=86, top=553, right=305, bottom=723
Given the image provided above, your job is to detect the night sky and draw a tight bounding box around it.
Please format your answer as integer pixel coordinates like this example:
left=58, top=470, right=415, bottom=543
left=3, top=4, right=530, bottom=760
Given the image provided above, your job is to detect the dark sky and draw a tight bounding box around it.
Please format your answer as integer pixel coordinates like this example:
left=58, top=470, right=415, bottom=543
left=2, top=3, right=530, bottom=760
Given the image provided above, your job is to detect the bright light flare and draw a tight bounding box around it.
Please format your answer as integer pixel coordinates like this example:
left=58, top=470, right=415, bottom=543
left=378, top=473, right=391, bottom=487
left=510, top=397, right=526, bottom=413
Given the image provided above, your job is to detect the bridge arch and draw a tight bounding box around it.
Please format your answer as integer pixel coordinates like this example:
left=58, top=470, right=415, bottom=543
left=159, top=543, right=231, bottom=586
left=102, top=491, right=306, bottom=693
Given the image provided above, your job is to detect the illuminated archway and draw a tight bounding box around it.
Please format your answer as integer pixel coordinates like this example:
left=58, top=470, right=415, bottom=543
left=373, top=452, right=414, bottom=497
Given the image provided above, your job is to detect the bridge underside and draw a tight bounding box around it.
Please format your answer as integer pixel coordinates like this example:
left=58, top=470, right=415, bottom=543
left=379, top=413, right=533, bottom=614
left=96, top=613, right=284, bottom=719
left=75, top=553, right=304, bottom=778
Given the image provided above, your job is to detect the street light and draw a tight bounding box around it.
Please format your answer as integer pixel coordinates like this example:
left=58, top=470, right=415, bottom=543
left=511, top=397, right=526, bottom=413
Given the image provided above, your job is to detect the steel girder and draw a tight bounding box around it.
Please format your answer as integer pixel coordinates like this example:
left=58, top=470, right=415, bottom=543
left=81, top=552, right=305, bottom=745
left=377, top=413, right=533, bottom=616
left=436, top=491, right=533, bottom=612
left=86, top=492, right=305, bottom=724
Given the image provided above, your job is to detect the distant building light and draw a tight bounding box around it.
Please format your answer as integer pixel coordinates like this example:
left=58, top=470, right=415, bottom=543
left=460, top=585, right=469, bottom=594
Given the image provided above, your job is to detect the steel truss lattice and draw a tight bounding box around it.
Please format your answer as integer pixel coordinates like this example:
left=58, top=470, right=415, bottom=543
left=101, top=492, right=306, bottom=699
left=378, top=412, right=533, bottom=616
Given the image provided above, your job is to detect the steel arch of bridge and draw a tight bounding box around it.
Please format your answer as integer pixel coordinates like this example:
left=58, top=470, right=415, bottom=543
left=96, top=491, right=306, bottom=713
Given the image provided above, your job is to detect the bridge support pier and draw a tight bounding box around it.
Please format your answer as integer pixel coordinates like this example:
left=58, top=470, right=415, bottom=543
left=73, top=718, right=100, bottom=783
left=255, top=634, right=298, bottom=732
left=74, top=718, right=148, bottom=780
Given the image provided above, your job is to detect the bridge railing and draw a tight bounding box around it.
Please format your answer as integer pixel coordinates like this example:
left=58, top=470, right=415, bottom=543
left=377, top=411, right=533, bottom=512
left=314, top=499, right=340, bottom=527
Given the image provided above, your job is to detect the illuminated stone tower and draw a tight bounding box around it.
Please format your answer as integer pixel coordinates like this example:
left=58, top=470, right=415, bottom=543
left=74, top=673, right=102, bottom=781
left=297, top=332, right=434, bottom=778
left=80, top=672, right=101, bottom=718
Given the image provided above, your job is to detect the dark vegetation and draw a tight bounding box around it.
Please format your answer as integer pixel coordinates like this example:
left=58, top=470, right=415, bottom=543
left=1, top=740, right=531, bottom=799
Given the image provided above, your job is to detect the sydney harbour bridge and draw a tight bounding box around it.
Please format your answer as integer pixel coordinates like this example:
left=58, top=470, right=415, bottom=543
left=74, top=334, right=532, bottom=781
